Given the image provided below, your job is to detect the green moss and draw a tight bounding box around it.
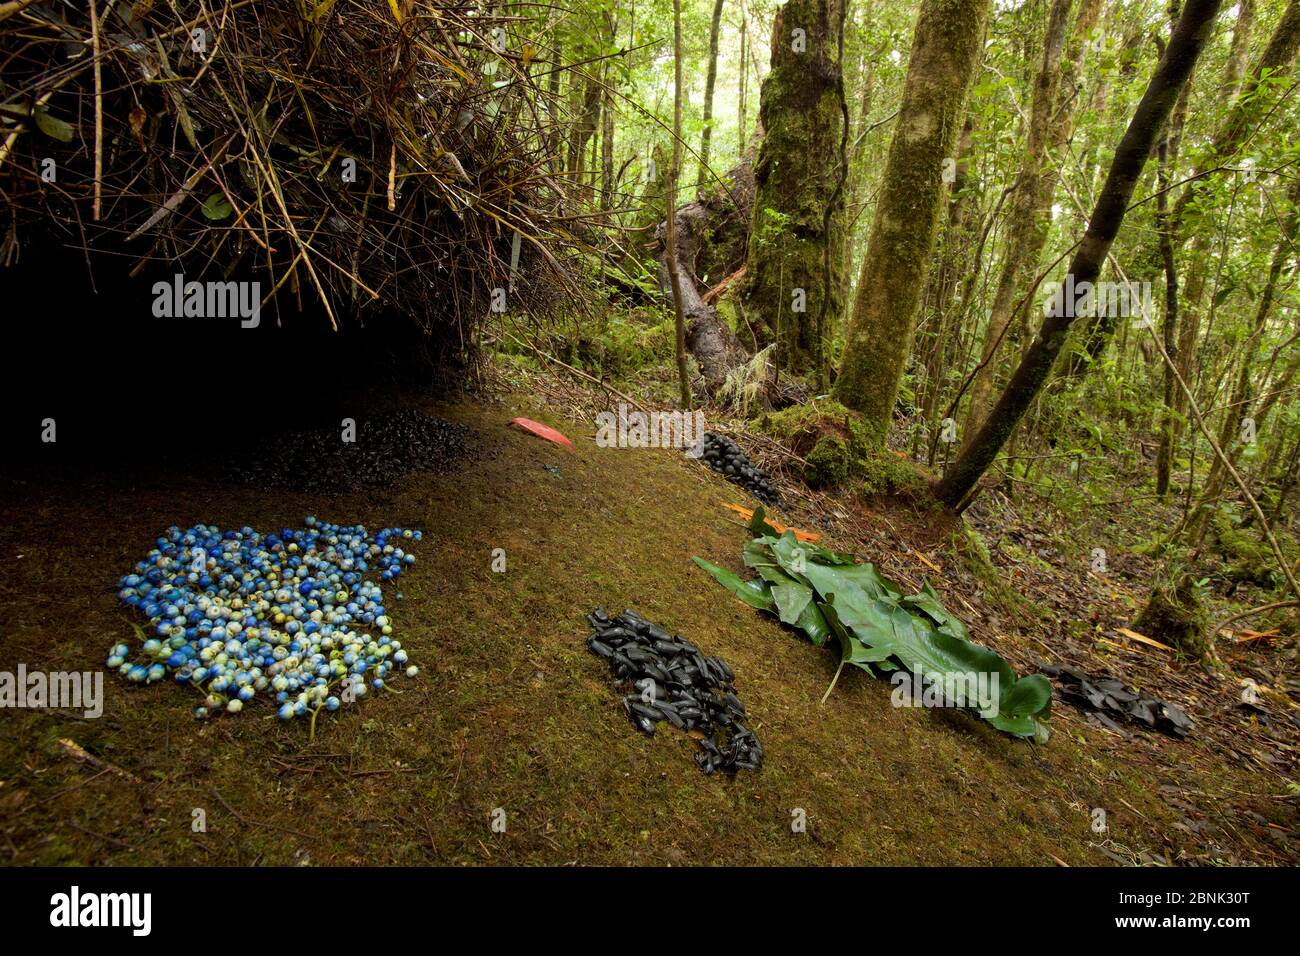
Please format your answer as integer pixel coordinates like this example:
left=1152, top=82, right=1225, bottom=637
left=555, top=313, right=676, bottom=378
left=859, top=451, right=929, bottom=498
left=1210, top=509, right=1290, bottom=588
left=760, top=398, right=877, bottom=455
left=804, top=436, right=854, bottom=489
left=1133, top=575, right=1209, bottom=660
left=760, top=399, right=928, bottom=494
left=1000, top=542, right=1053, bottom=574
left=715, top=299, right=739, bottom=334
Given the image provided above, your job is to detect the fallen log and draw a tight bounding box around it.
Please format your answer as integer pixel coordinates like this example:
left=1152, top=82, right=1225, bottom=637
left=652, top=157, right=755, bottom=395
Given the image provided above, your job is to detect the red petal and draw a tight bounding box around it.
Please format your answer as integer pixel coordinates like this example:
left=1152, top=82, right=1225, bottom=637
left=508, top=417, right=574, bottom=447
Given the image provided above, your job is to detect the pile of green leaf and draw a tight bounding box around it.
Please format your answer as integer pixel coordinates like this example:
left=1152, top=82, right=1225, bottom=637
left=693, top=509, right=1052, bottom=742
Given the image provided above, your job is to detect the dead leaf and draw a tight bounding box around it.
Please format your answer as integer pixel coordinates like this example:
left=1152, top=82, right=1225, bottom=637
left=1115, top=626, right=1174, bottom=653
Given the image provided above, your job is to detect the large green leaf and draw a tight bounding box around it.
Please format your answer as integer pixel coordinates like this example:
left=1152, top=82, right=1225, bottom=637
left=903, top=582, right=971, bottom=641
left=695, top=528, right=1051, bottom=741
left=691, top=557, right=773, bottom=612
left=770, top=579, right=813, bottom=626
left=793, top=597, right=832, bottom=646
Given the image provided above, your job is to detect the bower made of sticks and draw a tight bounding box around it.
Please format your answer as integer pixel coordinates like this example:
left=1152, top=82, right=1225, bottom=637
left=0, top=1, right=575, bottom=370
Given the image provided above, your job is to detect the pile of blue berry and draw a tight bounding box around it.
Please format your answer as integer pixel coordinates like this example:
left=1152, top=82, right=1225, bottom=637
left=108, top=517, right=421, bottom=725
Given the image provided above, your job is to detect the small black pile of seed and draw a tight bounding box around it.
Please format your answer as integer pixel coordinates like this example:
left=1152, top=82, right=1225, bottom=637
left=694, top=432, right=780, bottom=506
left=585, top=607, right=763, bottom=774
left=226, top=410, right=472, bottom=491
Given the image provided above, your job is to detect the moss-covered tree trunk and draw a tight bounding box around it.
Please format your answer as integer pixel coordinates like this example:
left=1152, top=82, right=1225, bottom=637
left=832, top=0, right=991, bottom=438
left=739, top=0, right=847, bottom=376
left=1155, top=4, right=1195, bottom=498
left=738, top=11, right=749, bottom=149
left=1222, top=0, right=1256, bottom=101
left=916, top=119, right=975, bottom=457
left=666, top=0, right=692, bottom=410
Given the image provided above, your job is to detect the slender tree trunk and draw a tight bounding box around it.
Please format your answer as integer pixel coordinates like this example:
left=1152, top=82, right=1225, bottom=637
left=600, top=11, right=617, bottom=212
left=568, top=72, right=602, bottom=182
left=962, top=0, right=1077, bottom=448
left=840, top=25, right=877, bottom=306
left=738, top=12, right=749, bottom=150
left=699, top=0, right=727, bottom=192
left=1154, top=128, right=1180, bottom=498
left=833, top=0, right=993, bottom=438
left=936, top=0, right=1224, bottom=509
left=1223, top=0, right=1256, bottom=101
left=917, top=117, right=975, bottom=450
left=666, top=0, right=693, bottom=409
left=1155, top=4, right=1195, bottom=497
left=1165, top=0, right=1286, bottom=447
left=547, top=39, right=563, bottom=172
left=1187, top=179, right=1299, bottom=544
left=601, top=84, right=615, bottom=210
left=1070, top=0, right=1300, bottom=371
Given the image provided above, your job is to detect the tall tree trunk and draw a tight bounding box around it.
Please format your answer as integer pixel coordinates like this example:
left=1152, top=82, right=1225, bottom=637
left=1223, top=0, right=1256, bottom=101
left=832, top=0, right=992, bottom=438
left=568, top=72, right=602, bottom=185
left=1154, top=124, right=1180, bottom=498
left=547, top=39, right=563, bottom=173
left=1069, top=0, right=1300, bottom=374
left=936, top=0, right=1224, bottom=509
left=1187, top=178, right=1299, bottom=544
left=699, top=0, right=727, bottom=192
left=739, top=0, right=847, bottom=375
left=1170, top=0, right=1258, bottom=433
left=962, top=0, right=1078, bottom=448
left=918, top=118, right=976, bottom=456
left=1155, top=3, right=1195, bottom=497
left=599, top=10, right=617, bottom=212
left=601, top=83, right=615, bottom=210
left=840, top=22, right=878, bottom=306
left=666, top=0, right=693, bottom=409
left=738, top=11, right=749, bottom=150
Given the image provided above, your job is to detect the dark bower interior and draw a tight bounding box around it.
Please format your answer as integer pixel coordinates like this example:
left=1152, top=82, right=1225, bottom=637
left=0, top=1, right=573, bottom=473
left=1, top=242, right=470, bottom=470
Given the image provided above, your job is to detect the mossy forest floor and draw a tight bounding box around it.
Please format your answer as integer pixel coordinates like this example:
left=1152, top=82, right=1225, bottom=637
left=0, top=389, right=1295, bottom=866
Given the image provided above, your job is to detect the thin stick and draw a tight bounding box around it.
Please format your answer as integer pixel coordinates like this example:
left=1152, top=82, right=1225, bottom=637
left=88, top=0, right=103, bottom=220
left=387, top=142, right=397, bottom=212
left=0, top=0, right=39, bottom=23
left=1211, top=600, right=1300, bottom=639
